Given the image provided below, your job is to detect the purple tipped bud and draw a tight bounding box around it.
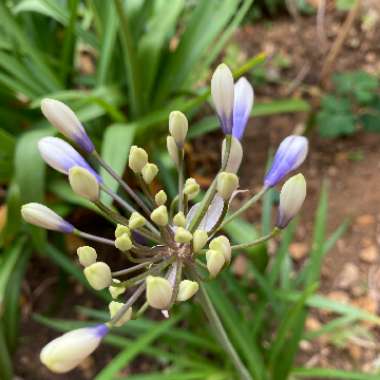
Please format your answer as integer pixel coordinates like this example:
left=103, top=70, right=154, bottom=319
left=232, top=77, right=254, bottom=140
left=264, top=135, right=308, bottom=188
left=38, top=137, right=101, bottom=182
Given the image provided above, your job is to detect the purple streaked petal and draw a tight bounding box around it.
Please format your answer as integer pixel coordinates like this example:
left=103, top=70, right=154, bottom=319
left=264, top=135, right=308, bottom=188
left=232, top=77, right=254, bottom=140
left=73, top=132, right=94, bottom=154
left=59, top=220, right=75, bottom=233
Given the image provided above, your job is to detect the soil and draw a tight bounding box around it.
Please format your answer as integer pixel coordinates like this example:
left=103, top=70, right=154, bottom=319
left=14, top=1, right=380, bottom=379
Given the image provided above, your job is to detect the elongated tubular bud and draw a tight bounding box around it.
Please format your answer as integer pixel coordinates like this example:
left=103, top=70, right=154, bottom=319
left=264, top=135, right=308, bottom=188
left=146, top=276, right=173, bottom=309
left=167, top=136, right=179, bottom=167
left=276, top=174, right=307, bottom=229
left=40, top=324, right=108, bottom=373
left=222, top=136, right=243, bottom=173
left=206, top=249, right=225, bottom=278
left=216, top=172, right=239, bottom=200
left=177, top=280, right=199, bottom=302
left=21, top=203, right=74, bottom=233
left=41, top=98, right=94, bottom=153
left=128, top=146, right=148, bottom=173
left=84, top=262, right=112, bottom=290
left=169, top=111, right=188, bottom=147
left=68, top=166, right=99, bottom=201
left=108, top=301, right=132, bottom=327
left=192, top=230, right=208, bottom=253
left=211, top=64, right=234, bottom=134
left=77, top=246, right=97, bottom=267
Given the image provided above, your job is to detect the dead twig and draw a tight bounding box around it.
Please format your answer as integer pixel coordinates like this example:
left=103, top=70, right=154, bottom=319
left=316, top=0, right=328, bottom=52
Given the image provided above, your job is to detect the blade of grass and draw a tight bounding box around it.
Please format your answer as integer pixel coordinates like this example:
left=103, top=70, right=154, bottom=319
left=292, top=367, right=380, bottom=379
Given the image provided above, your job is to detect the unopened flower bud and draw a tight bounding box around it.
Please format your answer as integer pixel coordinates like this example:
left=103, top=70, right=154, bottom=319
left=142, top=163, right=158, bottom=184
left=192, top=230, right=208, bottom=253
left=128, top=146, right=148, bottom=173
left=169, top=111, right=188, bottom=146
left=167, top=136, right=179, bottom=167
left=129, top=212, right=146, bottom=230
left=77, top=246, right=97, bottom=267
left=209, top=235, right=231, bottom=264
left=276, top=174, right=306, bottom=229
left=264, top=135, right=308, bottom=188
left=146, top=276, right=173, bottom=309
left=84, top=262, right=112, bottom=290
left=150, top=205, right=168, bottom=226
left=155, top=190, right=167, bottom=206
left=115, top=233, right=133, bottom=251
left=216, top=172, right=239, bottom=200
left=173, top=212, right=186, bottom=227
left=115, top=224, right=130, bottom=238
left=222, top=136, right=243, bottom=173
left=108, top=301, right=132, bottom=327
left=68, top=166, right=99, bottom=201
left=40, top=324, right=108, bottom=373
left=109, top=279, right=126, bottom=299
left=177, top=280, right=199, bottom=302
left=211, top=63, right=234, bottom=134
left=41, top=98, right=94, bottom=153
left=174, top=227, right=192, bottom=243
left=21, top=203, right=74, bottom=233
left=183, top=178, right=200, bottom=200
left=206, top=249, right=225, bottom=278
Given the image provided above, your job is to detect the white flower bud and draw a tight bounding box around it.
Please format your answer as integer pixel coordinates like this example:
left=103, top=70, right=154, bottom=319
left=169, top=111, right=188, bottom=146
left=209, top=235, right=231, bottom=264
left=68, top=166, right=99, bottom=201
left=167, top=136, right=179, bottom=167
left=109, top=279, right=126, bottom=299
left=115, top=233, right=133, bottom=251
left=177, top=280, right=199, bottom=302
left=129, top=212, right=146, bottom=230
left=108, top=301, right=132, bottom=327
left=150, top=205, right=168, bottom=226
left=277, top=174, right=307, bottom=229
left=206, top=249, right=225, bottom=278
left=84, top=262, right=112, bottom=290
left=146, top=276, right=173, bottom=309
left=40, top=324, right=108, bottom=373
left=115, top=224, right=130, bottom=239
left=222, top=136, right=243, bottom=173
left=174, top=227, right=192, bottom=244
left=128, top=146, right=148, bottom=173
left=141, top=163, right=158, bottom=184
left=183, top=178, right=200, bottom=200
left=77, top=246, right=97, bottom=267
left=173, top=212, right=186, bottom=227
left=216, top=172, right=239, bottom=200
left=155, top=190, right=167, bottom=206
left=192, top=230, right=208, bottom=253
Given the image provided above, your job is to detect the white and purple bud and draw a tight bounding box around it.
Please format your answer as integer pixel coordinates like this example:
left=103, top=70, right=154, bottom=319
left=41, top=98, right=94, bottom=153
left=40, top=324, right=108, bottom=373
left=232, top=77, right=254, bottom=140
left=38, top=137, right=100, bottom=181
left=264, top=135, right=308, bottom=188
left=276, top=174, right=307, bottom=229
left=211, top=64, right=234, bottom=134
left=21, top=203, right=74, bottom=233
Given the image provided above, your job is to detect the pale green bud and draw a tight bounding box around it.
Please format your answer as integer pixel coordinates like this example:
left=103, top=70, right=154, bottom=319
left=206, top=250, right=225, bottom=278
left=150, top=205, right=168, bottom=226
left=142, top=163, right=158, bottom=184
left=155, top=190, right=167, bottom=206
left=183, top=178, right=200, bottom=200
left=174, top=227, right=192, bottom=243
left=115, top=233, right=133, bottom=252
left=108, top=301, right=132, bottom=327
left=192, top=230, right=208, bottom=253
left=84, top=262, right=112, bottom=290
left=209, top=235, right=231, bottom=264
left=167, top=136, right=179, bottom=167
left=68, top=166, right=99, bottom=201
left=169, top=111, right=188, bottom=146
left=173, top=211, right=186, bottom=227
left=115, top=224, right=130, bottom=239
left=177, top=280, right=199, bottom=302
left=146, top=276, right=173, bottom=309
left=77, top=246, right=97, bottom=267
left=216, top=172, right=239, bottom=200
left=129, top=212, right=146, bottom=230
left=109, top=279, right=126, bottom=299
left=128, top=145, right=148, bottom=173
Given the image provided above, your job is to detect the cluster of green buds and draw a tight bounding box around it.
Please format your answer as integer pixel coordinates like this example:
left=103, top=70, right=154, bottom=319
left=21, top=63, right=308, bottom=374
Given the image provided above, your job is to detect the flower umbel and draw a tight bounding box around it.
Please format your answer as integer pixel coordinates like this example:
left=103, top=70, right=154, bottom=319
left=21, top=63, right=308, bottom=374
